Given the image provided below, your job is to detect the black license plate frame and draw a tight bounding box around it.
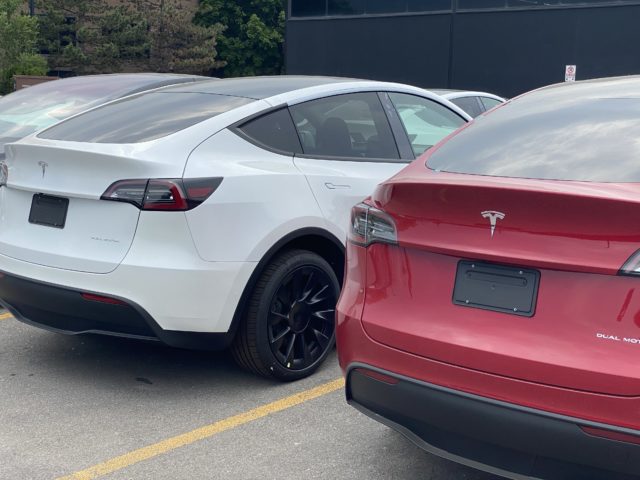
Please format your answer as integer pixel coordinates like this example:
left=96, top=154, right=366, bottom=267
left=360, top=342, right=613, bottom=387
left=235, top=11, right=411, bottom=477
left=452, top=261, right=540, bottom=317
left=28, top=194, right=69, bottom=229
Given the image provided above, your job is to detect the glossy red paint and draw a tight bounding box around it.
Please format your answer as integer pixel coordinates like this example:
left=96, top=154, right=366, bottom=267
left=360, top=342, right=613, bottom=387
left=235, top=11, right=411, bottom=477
left=336, top=151, right=640, bottom=431
left=337, top=270, right=640, bottom=431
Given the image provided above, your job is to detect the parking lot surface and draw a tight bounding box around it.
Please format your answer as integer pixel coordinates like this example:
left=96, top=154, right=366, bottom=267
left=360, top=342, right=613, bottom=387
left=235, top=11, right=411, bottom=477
left=1, top=315, right=499, bottom=480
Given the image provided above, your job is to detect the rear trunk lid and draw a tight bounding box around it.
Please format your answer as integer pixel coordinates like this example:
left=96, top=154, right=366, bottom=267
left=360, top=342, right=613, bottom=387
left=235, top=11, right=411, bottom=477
left=0, top=140, right=186, bottom=273
left=362, top=169, right=640, bottom=396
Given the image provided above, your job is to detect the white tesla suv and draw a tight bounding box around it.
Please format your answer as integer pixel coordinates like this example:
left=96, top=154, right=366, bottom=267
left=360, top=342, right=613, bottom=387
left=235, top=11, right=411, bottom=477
left=0, top=76, right=470, bottom=380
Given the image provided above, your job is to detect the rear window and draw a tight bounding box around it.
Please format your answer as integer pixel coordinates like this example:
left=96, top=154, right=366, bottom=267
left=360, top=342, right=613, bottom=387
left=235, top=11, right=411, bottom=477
left=39, top=92, right=254, bottom=143
left=428, top=97, right=640, bottom=183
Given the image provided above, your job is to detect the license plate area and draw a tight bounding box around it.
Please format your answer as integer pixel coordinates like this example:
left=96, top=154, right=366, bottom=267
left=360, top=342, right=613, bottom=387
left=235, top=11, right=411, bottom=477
left=28, top=194, right=69, bottom=229
left=453, top=261, right=540, bottom=317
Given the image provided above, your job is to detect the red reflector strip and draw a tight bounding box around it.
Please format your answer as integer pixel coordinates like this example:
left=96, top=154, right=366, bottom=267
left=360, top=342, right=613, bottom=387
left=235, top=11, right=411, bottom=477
left=186, top=186, right=215, bottom=199
left=581, top=426, right=640, bottom=446
left=81, top=293, right=126, bottom=306
left=354, top=368, right=400, bottom=385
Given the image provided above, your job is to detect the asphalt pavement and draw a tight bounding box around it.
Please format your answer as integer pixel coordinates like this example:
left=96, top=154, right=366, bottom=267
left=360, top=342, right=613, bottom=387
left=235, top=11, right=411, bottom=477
left=0, top=315, right=499, bottom=480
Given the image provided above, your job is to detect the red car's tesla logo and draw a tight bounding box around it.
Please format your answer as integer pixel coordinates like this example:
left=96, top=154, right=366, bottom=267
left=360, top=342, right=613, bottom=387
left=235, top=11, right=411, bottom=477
left=481, top=210, right=505, bottom=238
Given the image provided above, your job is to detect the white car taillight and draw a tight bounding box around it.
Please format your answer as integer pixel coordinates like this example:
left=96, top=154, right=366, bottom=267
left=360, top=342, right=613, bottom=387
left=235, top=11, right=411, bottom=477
left=348, top=202, right=397, bottom=247
left=101, top=177, right=223, bottom=211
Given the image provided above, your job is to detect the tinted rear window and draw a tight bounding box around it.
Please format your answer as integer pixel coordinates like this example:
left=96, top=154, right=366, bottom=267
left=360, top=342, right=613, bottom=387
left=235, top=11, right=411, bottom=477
left=39, top=92, right=254, bottom=143
left=428, top=97, right=640, bottom=183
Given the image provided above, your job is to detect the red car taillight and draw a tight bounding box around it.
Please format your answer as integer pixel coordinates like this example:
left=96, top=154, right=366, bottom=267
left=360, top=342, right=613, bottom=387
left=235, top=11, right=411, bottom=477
left=101, top=177, right=223, bottom=211
left=348, top=202, right=397, bottom=247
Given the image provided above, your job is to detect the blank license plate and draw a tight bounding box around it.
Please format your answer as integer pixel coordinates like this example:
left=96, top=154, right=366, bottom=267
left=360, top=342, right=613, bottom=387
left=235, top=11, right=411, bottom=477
left=453, top=261, right=540, bottom=317
left=28, top=194, right=69, bottom=229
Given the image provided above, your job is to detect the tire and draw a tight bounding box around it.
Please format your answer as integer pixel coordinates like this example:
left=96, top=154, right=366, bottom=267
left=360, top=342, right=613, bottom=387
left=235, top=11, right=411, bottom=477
left=232, top=249, right=340, bottom=381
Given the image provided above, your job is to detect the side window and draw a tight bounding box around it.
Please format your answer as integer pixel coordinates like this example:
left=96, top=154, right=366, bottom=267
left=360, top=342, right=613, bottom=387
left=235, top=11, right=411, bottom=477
left=236, top=108, right=302, bottom=154
left=480, top=96, right=503, bottom=111
left=450, top=96, right=484, bottom=118
left=388, top=92, right=466, bottom=157
left=289, top=92, right=400, bottom=160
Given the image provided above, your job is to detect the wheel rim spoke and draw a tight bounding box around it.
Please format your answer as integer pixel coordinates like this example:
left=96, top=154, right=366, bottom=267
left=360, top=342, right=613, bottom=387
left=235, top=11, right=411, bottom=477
left=312, top=328, right=330, bottom=349
left=312, top=309, right=335, bottom=323
left=284, top=333, right=297, bottom=364
left=270, top=310, right=289, bottom=322
left=307, top=284, right=329, bottom=305
left=298, top=333, right=312, bottom=364
left=270, top=326, right=291, bottom=344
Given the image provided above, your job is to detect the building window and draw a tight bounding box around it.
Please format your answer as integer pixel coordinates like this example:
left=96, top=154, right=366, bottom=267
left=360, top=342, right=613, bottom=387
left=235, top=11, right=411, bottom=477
left=291, top=0, right=326, bottom=16
left=290, top=0, right=453, bottom=17
left=457, top=0, right=640, bottom=10
left=328, top=0, right=365, bottom=15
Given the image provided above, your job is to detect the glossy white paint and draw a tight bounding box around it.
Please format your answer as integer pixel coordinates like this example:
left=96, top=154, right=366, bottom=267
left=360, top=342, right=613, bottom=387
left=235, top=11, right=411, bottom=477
left=0, top=78, right=470, bottom=334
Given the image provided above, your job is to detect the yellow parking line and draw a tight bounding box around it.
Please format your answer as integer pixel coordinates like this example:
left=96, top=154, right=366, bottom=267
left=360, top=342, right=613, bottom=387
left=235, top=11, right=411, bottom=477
left=0, top=312, right=12, bottom=320
left=56, top=377, right=345, bottom=480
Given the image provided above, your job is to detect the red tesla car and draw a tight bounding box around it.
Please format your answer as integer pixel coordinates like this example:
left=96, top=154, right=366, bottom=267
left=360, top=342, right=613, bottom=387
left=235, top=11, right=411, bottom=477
left=336, top=76, right=640, bottom=479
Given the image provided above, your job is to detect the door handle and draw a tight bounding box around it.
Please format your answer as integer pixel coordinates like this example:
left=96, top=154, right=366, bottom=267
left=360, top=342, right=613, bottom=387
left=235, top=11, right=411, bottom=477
left=325, top=182, right=351, bottom=190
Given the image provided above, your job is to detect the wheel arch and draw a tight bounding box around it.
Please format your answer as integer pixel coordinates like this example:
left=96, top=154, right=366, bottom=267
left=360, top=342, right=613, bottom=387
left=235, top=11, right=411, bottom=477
left=227, top=227, right=345, bottom=341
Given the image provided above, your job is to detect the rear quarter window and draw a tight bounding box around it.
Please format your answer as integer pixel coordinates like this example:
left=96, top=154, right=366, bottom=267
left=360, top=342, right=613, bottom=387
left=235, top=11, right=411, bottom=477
left=38, top=92, right=254, bottom=143
left=235, top=108, right=302, bottom=154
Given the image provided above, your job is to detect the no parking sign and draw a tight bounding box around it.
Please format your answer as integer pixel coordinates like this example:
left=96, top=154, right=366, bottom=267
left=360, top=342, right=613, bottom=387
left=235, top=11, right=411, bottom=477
left=565, top=65, right=577, bottom=82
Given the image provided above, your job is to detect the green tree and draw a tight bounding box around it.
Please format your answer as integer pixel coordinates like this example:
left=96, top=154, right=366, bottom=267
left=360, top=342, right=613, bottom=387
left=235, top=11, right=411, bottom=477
left=136, top=0, right=225, bottom=74
left=194, top=0, right=286, bottom=77
left=0, top=0, right=47, bottom=93
left=37, top=0, right=222, bottom=75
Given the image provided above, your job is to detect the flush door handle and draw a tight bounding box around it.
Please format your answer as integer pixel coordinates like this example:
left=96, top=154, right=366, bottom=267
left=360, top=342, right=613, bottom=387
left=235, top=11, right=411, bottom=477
left=325, top=182, right=351, bottom=190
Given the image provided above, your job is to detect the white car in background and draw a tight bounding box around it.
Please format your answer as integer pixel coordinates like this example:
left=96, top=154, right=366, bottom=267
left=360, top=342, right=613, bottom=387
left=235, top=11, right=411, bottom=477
left=432, top=89, right=505, bottom=118
left=0, top=76, right=470, bottom=381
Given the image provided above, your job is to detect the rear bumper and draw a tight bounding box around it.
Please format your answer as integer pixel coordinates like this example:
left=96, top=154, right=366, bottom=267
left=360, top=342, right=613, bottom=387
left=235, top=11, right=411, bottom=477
left=0, top=270, right=234, bottom=349
left=347, top=365, right=640, bottom=479
left=0, top=210, right=257, bottom=335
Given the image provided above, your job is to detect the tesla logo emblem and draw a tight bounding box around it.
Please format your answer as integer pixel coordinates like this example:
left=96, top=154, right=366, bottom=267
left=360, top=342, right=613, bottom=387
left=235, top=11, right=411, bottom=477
left=481, top=210, right=505, bottom=238
left=38, top=161, right=48, bottom=178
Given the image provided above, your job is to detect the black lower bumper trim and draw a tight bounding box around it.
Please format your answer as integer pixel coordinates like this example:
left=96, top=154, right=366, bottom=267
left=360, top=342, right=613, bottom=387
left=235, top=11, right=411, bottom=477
left=0, top=270, right=233, bottom=350
left=346, top=364, right=640, bottom=480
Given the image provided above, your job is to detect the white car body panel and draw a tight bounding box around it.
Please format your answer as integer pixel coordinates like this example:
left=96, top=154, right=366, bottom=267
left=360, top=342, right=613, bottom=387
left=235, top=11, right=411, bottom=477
left=292, top=157, right=405, bottom=242
left=184, top=128, right=327, bottom=262
left=0, top=77, right=470, bottom=337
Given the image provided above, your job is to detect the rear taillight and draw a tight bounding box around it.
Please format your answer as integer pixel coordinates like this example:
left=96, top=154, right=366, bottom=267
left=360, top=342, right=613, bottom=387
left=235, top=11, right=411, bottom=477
left=348, top=202, right=397, bottom=247
left=101, top=177, right=222, bottom=211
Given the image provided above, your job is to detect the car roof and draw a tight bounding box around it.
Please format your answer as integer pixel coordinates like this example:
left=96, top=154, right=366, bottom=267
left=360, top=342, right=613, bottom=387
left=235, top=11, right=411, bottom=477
left=4, top=73, right=208, bottom=99
left=433, top=89, right=505, bottom=102
left=163, top=76, right=361, bottom=100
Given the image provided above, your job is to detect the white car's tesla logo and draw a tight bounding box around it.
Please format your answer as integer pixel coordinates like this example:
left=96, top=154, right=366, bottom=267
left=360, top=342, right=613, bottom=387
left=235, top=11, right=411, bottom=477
left=38, top=161, right=48, bottom=178
left=481, top=210, right=505, bottom=238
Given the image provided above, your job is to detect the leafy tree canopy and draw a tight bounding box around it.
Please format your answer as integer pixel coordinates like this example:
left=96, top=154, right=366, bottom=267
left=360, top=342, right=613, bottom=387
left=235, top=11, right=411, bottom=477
left=194, top=0, right=285, bottom=77
left=37, top=0, right=223, bottom=75
left=0, top=0, right=47, bottom=93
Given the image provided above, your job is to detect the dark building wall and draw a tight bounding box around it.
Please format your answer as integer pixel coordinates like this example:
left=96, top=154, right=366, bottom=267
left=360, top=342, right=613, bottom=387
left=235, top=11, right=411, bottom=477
left=286, top=14, right=452, bottom=88
left=286, top=5, right=640, bottom=98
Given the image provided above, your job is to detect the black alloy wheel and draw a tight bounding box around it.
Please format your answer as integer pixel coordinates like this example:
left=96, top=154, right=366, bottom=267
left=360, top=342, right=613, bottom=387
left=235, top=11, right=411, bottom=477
left=267, top=265, right=336, bottom=371
left=232, top=249, right=340, bottom=381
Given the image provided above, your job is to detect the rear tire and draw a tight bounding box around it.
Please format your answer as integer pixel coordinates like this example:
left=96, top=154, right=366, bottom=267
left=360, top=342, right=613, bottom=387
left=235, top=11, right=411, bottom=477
left=231, top=249, right=340, bottom=381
